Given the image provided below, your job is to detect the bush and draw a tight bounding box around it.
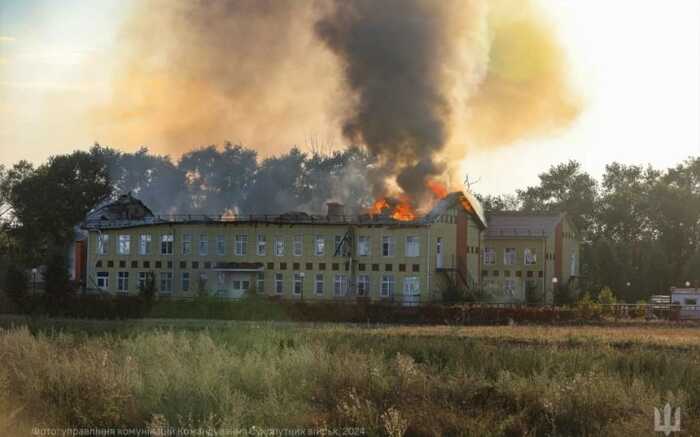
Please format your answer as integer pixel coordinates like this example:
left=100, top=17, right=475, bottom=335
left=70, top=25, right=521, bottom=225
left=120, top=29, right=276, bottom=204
left=4, top=264, right=27, bottom=306
left=576, top=292, right=601, bottom=319
left=525, top=281, right=542, bottom=304
left=597, top=287, right=617, bottom=305
left=44, top=252, right=73, bottom=305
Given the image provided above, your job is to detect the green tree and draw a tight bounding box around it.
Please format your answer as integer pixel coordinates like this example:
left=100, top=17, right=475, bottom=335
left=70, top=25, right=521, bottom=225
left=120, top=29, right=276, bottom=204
left=44, top=252, right=73, bottom=302
left=4, top=264, right=27, bottom=305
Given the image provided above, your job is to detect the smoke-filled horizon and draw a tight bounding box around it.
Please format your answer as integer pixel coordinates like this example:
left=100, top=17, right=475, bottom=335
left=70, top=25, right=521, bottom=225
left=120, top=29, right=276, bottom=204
left=91, top=0, right=580, bottom=205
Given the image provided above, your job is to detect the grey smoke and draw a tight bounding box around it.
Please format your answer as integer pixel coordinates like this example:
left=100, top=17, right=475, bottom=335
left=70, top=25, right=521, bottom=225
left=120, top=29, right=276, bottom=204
left=315, top=0, right=453, bottom=199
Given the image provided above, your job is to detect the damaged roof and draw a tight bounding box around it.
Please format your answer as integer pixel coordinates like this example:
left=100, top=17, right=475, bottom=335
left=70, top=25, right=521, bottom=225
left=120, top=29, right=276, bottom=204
left=485, top=212, right=566, bottom=239
left=420, top=191, right=487, bottom=229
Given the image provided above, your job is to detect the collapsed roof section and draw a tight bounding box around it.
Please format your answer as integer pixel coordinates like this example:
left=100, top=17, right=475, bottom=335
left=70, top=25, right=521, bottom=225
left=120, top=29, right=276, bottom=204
left=82, top=191, right=487, bottom=231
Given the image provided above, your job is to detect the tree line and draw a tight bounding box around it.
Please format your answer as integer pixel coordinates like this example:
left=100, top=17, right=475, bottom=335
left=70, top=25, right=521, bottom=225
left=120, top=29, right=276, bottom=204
left=0, top=144, right=698, bottom=302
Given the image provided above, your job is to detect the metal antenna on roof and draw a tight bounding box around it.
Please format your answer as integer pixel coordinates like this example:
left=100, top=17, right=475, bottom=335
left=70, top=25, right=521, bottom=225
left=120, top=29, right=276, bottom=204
left=463, top=174, right=481, bottom=192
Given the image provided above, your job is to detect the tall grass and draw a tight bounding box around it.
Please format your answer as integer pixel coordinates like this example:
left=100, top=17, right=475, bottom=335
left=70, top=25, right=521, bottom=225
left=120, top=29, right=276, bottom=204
left=0, top=321, right=698, bottom=436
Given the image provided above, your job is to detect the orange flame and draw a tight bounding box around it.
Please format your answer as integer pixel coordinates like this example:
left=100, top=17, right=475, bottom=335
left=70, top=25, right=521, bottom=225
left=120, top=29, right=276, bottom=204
left=222, top=208, right=237, bottom=221
left=426, top=179, right=448, bottom=199
left=369, top=198, right=390, bottom=216
left=391, top=195, right=416, bottom=221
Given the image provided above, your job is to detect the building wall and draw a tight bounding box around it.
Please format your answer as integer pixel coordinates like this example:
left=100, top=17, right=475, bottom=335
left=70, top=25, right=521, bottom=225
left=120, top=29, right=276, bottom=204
left=85, top=205, right=480, bottom=303
left=481, top=238, right=548, bottom=303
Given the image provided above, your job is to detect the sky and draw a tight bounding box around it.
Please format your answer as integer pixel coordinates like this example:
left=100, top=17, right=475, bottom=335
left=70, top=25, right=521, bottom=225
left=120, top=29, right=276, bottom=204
left=0, top=0, right=698, bottom=195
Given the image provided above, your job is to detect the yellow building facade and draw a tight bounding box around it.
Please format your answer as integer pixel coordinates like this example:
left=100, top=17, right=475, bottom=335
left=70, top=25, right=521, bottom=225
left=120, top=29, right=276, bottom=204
left=83, top=193, right=487, bottom=304
left=481, top=213, right=580, bottom=303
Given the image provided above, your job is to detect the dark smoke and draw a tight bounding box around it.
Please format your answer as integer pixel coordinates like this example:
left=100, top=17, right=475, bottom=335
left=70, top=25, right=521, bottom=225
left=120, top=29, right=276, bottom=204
left=315, top=0, right=453, bottom=199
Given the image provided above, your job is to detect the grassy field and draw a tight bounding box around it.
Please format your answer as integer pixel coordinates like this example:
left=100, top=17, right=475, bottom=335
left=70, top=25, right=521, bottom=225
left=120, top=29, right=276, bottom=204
left=0, top=318, right=699, bottom=436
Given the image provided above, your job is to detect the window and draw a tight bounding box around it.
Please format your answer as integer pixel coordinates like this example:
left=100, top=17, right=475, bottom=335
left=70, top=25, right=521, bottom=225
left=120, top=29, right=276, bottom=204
left=97, top=271, right=109, bottom=290
left=216, top=235, right=226, bottom=256
left=357, top=236, right=370, bottom=256
left=357, top=275, right=370, bottom=296
left=483, top=248, right=496, bottom=265
left=570, top=251, right=577, bottom=275
left=524, top=248, right=537, bottom=265
left=293, top=272, right=304, bottom=295
left=182, top=234, right=192, bottom=255
left=181, top=272, right=190, bottom=292
left=293, top=235, right=303, bottom=256
left=315, top=273, right=324, bottom=295
left=315, top=236, right=325, bottom=256
left=159, top=272, right=173, bottom=293
left=117, top=272, right=129, bottom=292
left=275, top=273, right=284, bottom=294
left=199, top=234, right=209, bottom=256
left=198, top=272, right=208, bottom=293
left=381, top=275, right=395, bottom=297
left=382, top=236, right=395, bottom=257
left=403, top=277, right=420, bottom=305
left=334, top=235, right=349, bottom=257
left=235, top=234, right=248, bottom=256
left=117, top=235, right=131, bottom=255
left=405, top=236, right=420, bottom=257
left=504, top=248, right=516, bottom=265
left=138, top=234, right=151, bottom=255
left=161, top=234, right=174, bottom=255
left=217, top=272, right=226, bottom=294
left=504, top=279, right=517, bottom=297
left=97, top=234, right=109, bottom=255
left=256, top=233, right=266, bottom=256
left=256, top=272, right=264, bottom=293
left=686, top=298, right=698, bottom=306
left=274, top=238, right=285, bottom=256
left=334, top=274, right=348, bottom=296
left=138, top=272, right=149, bottom=290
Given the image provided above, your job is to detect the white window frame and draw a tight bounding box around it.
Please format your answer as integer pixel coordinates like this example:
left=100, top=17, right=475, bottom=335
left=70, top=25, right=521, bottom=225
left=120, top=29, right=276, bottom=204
left=216, top=235, right=226, bottom=256
left=117, top=271, right=129, bottom=292
left=315, top=273, right=324, bottom=295
left=314, top=236, right=325, bottom=256
left=357, top=236, right=370, bottom=257
left=275, top=273, right=284, bottom=294
left=118, top=235, right=131, bottom=256
left=382, top=236, right=395, bottom=257
left=293, top=272, right=304, bottom=295
left=256, top=233, right=266, bottom=256
left=334, top=274, right=348, bottom=296
left=182, top=234, right=193, bottom=255
left=97, top=234, right=109, bottom=256
left=217, top=272, right=226, bottom=293
left=293, top=235, right=303, bottom=257
left=504, top=278, right=517, bottom=297
left=504, top=248, right=516, bottom=265
left=357, top=274, right=370, bottom=296
left=199, top=234, right=209, bottom=256
left=405, top=236, right=420, bottom=257
left=235, top=234, right=248, bottom=256
left=274, top=238, right=285, bottom=257
left=97, top=271, right=109, bottom=290
left=139, top=234, right=152, bottom=256
left=483, top=248, right=496, bottom=265
left=524, top=248, right=537, bottom=265
left=256, top=272, right=264, bottom=293
left=381, top=274, right=394, bottom=297
left=159, top=272, right=173, bottom=294
left=138, top=271, right=148, bottom=290
left=161, top=234, right=174, bottom=256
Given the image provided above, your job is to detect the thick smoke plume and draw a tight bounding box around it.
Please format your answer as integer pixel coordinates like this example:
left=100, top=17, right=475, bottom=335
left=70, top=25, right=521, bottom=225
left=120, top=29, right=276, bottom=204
left=94, top=0, right=581, bottom=213
left=315, top=0, right=456, bottom=200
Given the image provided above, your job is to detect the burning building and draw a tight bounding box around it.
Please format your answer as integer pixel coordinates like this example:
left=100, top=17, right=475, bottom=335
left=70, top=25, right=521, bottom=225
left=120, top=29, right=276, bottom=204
left=80, top=191, right=487, bottom=304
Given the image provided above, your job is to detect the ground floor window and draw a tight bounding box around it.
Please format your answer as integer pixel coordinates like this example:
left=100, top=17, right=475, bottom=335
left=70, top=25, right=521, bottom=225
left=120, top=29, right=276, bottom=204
left=160, top=272, right=173, bottom=294
left=97, top=271, right=109, bottom=290
left=402, top=276, right=420, bottom=305
left=181, top=272, right=190, bottom=292
left=117, top=271, right=129, bottom=293
left=334, top=274, right=348, bottom=296
left=293, top=272, right=304, bottom=295
left=217, top=272, right=226, bottom=294
left=275, top=273, right=284, bottom=294
left=357, top=275, right=370, bottom=296
left=381, top=275, right=394, bottom=297
left=315, top=273, right=324, bottom=295
left=256, top=272, right=264, bottom=293
left=504, top=279, right=518, bottom=297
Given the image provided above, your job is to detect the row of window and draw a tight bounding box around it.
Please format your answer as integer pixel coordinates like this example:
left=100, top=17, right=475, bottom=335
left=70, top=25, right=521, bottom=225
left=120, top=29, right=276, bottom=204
left=96, top=259, right=423, bottom=273
left=98, top=233, right=422, bottom=258
left=96, top=271, right=419, bottom=298
left=483, top=247, right=539, bottom=266
left=483, top=278, right=526, bottom=297
left=482, top=269, right=544, bottom=278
